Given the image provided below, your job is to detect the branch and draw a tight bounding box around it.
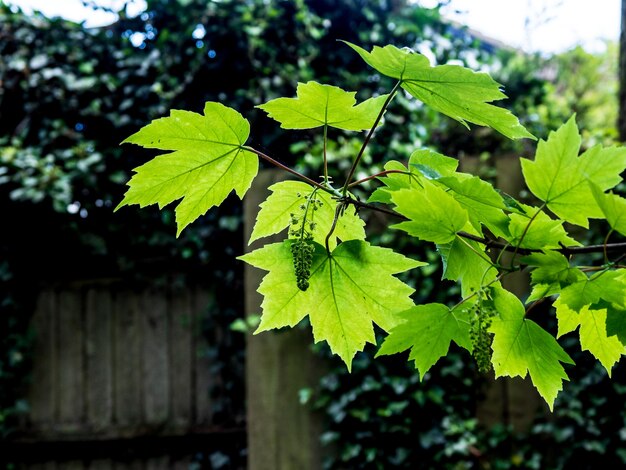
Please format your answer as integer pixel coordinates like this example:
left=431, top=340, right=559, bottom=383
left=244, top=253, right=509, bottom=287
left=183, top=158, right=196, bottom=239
left=339, top=196, right=626, bottom=256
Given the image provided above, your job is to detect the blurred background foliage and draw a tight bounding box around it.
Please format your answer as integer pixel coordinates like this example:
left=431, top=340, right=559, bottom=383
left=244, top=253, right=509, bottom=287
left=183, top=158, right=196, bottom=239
left=0, top=0, right=624, bottom=468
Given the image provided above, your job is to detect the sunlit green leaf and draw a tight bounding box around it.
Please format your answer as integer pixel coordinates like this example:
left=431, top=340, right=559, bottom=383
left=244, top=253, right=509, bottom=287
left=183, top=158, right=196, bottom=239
left=248, top=181, right=365, bottom=249
left=377, top=303, right=471, bottom=377
left=344, top=42, right=535, bottom=140
left=239, top=240, right=424, bottom=370
left=257, top=81, right=388, bottom=131
left=117, top=102, right=257, bottom=235
left=521, top=116, right=626, bottom=227
left=490, top=288, right=573, bottom=410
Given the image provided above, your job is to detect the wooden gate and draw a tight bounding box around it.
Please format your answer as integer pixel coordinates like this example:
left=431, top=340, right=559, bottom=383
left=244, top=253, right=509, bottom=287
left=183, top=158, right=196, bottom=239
left=8, top=280, right=244, bottom=469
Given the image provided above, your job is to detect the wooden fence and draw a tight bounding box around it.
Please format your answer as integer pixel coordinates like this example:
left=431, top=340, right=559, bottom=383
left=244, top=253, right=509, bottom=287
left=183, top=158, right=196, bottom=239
left=8, top=280, right=244, bottom=468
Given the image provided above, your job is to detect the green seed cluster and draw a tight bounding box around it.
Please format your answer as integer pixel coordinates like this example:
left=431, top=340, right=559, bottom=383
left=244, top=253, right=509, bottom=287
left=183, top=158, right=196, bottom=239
left=469, top=289, right=497, bottom=373
left=288, top=192, right=323, bottom=292
left=291, top=237, right=314, bottom=291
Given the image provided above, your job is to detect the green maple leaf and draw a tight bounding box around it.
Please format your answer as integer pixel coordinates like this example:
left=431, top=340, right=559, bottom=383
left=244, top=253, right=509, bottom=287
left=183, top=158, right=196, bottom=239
left=239, top=240, right=424, bottom=370
left=344, top=42, right=535, bottom=140
left=437, top=174, right=510, bottom=238
left=437, top=236, right=497, bottom=297
left=489, top=288, right=573, bottom=410
left=368, top=149, right=451, bottom=204
left=390, top=181, right=468, bottom=244
left=376, top=303, right=471, bottom=378
left=248, top=181, right=365, bottom=249
left=554, top=297, right=582, bottom=338
left=410, top=148, right=459, bottom=178
left=554, top=271, right=626, bottom=374
left=506, top=209, right=580, bottom=249
left=521, top=252, right=585, bottom=302
left=606, top=302, right=626, bottom=345
left=256, top=81, right=388, bottom=131
left=554, top=299, right=624, bottom=376
left=590, top=183, right=626, bottom=236
left=117, top=102, right=258, bottom=235
left=521, top=116, right=626, bottom=227
left=560, top=271, right=626, bottom=311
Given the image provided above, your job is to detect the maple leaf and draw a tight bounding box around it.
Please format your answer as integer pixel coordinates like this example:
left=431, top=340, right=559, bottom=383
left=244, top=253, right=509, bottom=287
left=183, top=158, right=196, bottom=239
left=590, top=183, right=626, bottom=236
left=554, top=299, right=625, bottom=376
left=521, top=116, right=626, bottom=227
left=376, top=303, right=471, bottom=378
left=344, top=42, right=535, bottom=140
left=390, top=181, right=468, bottom=244
left=116, top=102, right=258, bottom=235
left=521, top=251, right=585, bottom=302
left=239, top=240, right=424, bottom=370
left=552, top=271, right=626, bottom=375
left=437, top=236, right=497, bottom=297
left=506, top=207, right=580, bottom=249
left=248, top=181, right=365, bottom=249
left=437, top=174, right=510, bottom=238
left=489, top=288, right=573, bottom=410
left=256, top=81, right=388, bottom=131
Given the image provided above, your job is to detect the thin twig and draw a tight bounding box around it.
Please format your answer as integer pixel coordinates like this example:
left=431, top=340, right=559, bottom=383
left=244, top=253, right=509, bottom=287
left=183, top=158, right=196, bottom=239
left=338, top=196, right=626, bottom=256
left=342, top=81, right=402, bottom=195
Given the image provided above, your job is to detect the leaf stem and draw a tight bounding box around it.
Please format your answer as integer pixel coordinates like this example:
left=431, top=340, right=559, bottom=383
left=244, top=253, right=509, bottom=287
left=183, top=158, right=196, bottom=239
left=509, top=203, right=546, bottom=265
left=323, top=124, right=329, bottom=183
left=455, top=233, right=501, bottom=270
left=341, top=81, right=402, bottom=195
left=244, top=146, right=332, bottom=194
left=452, top=272, right=507, bottom=311
left=347, top=169, right=411, bottom=188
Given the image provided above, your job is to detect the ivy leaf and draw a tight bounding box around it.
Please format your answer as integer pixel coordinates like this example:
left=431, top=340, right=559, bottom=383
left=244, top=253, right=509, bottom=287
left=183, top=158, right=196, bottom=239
left=117, top=102, right=258, bottom=235
left=248, top=181, right=365, bottom=249
left=490, top=288, right=573, bottom=410
left=239, top=240, right=424, bottom=370
left=521, top=116, right=626, bottom=227
left=590, top=183, right=626, bottom=236
left=344, top=42, right=535, bottom=140
left=390, top=181, right=468, bottom=244
left=257, top=81, right=388, bottom=131
left=376, top=303, right=471, bottom=378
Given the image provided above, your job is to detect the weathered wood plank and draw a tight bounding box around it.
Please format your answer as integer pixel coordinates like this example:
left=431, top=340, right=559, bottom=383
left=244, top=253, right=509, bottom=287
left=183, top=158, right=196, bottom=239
left=29, top=289, right=57, bottom=427
left=142, top=288, right=169, bottom=426
left=57, top=289, right=84, bottom=427
left=113, top=290, right=142, bottom=427
left=244, top=170, right=326, bottom=470
left=169, top=290, right=192, bottom=428
left=85, top=288, right=113, bottom=431
left=193, top=288, right=213, bottom=426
